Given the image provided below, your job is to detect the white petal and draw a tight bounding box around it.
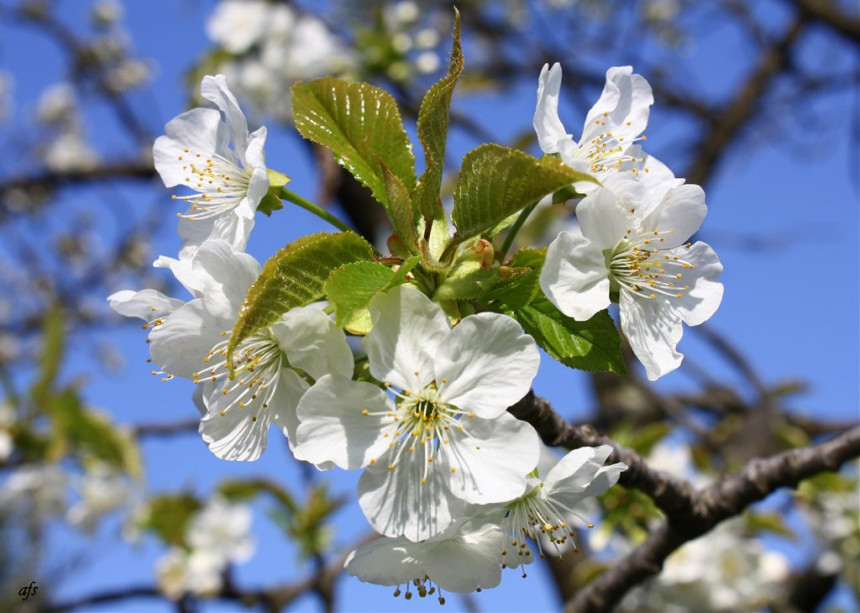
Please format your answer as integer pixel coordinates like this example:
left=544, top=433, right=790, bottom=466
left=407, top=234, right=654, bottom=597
left=198, top=387, right=274, bottom=462
left=619, top=289, right=683, bottom=380
left=444, top=412, right=539, bottom=505
left=543, top=445, right=614, bottom=503
left=153, top=108, right=221, bottom=187
left=534, top=63, right=571, bottom=154
left=563, top=462, right=627, bottom=505
left=176, top=215, right=217, bottom=256
left=671, top=241, right=724, bottom=327
left=541, top=229, right=610, bottom=321
left=274, top=305, right=353, bottom=380
left=575, top=187, right=629, bottom=250
left=436, top=313, right=539, bottom=419
left=149, top=300, right=224, bottom=380
left=200, top=75, right=249, bottom=155
left=581, top=66, right=653, bottom=147
left=192, top=240, right=261, bottom=321
left=293, top=375, right=392, bottom=470
left=207, top=208, right=254, bottom=252
left=244, top=127, right=269, bottom=175
left=363, top=285, right=449, bottom=392
left=358, top=452, right=466, bottom=541
left=641, top=183, right=707, bottom=248
left=108, top=289, right=184, bottom=321
left=153, top=253, right=206, bottom=297
left=269, top=369, right=309, bottom=449
left=423, top=522, right=504, bottom=592
left=345, top=538, right=423, bottom=587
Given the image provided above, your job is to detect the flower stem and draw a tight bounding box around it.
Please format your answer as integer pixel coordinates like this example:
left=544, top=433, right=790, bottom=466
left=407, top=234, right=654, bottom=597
left=500, top=201, right=539, bottom=259
left=279, top=187, right=354, bottom=234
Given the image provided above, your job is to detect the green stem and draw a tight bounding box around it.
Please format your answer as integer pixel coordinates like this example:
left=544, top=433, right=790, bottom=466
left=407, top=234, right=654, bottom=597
left=279, top=187, right=354, bottom=234
left=500, top=201, right=539, bottom=259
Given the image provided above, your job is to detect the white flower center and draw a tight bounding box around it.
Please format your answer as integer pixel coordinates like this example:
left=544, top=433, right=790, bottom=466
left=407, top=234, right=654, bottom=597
left=172, top=147, right=253, bottom=220
left=501, top=483, right=592, bottom=573
left=364, top=377, right=478, bottom=484
left=579, top=114, right=647, bottom=175
left=607, top=228, right=694, bottom=301
left=192, top=330, right=283, bottom=421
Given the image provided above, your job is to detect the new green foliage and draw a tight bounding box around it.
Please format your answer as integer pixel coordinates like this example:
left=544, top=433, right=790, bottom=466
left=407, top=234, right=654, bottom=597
left=227, top=232, right=374, bottom=363
left=413, top=9, right=463, bottom=227
left=505, top=299, right=626, bottom=374
left=292, top=77, right=416, bottom=214
left=452, top=145, right=595, bottom=239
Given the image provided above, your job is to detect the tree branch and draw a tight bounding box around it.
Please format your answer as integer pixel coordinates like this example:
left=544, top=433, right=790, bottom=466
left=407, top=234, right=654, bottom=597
left=566, top=425, right=860, bottom=612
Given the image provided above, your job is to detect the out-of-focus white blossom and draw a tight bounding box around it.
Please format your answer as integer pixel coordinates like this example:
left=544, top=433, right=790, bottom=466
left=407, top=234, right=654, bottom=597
left=621, top=518, right=790, bottom=612
left=156, top=546, right=223, bottom=600
left=206, top=0, right=272, bottom=54
left=0, top=464, right=67, bottom=520
left=43, top=132, right=99, bottom=172
left=67, top=463, right=133, bottom=531
left=155, top=496, right=256, bottom=600
left=187, top=496, right=255, bottom=564
left=0, top=402, right=13, bottom=460
left=36, top=83, right=77, bottom=125
left=91, top=0, right=124, bottom=27
left=203, top=1, right=354, bottom=121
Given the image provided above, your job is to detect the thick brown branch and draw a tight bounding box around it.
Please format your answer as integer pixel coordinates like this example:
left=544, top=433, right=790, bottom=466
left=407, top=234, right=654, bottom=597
left=566, top=425, right=860, bottom=612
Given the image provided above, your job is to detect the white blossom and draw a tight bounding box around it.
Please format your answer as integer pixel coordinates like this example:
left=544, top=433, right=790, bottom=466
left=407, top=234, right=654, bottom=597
left=345, top=515, right=504, bottom=602
left=153, top=75, right=269, bottom=253
left=622, top=518, right=790, bottom=612
left=294, top=285, right=541, bottom=542
left=187, top=496, right=256, bottom=564
left=540, top=170, right=723, bottom=379
left=156, top=547, right=223, bottom=600
left=534, top=63, right=654, bottom=193
left=206, top=0, right=272, bottom=54
left=67, top=463, right=133, bottom=531
left=501, top=445, right=626, bottom=569
left=110, top=240, right=352, bottom=462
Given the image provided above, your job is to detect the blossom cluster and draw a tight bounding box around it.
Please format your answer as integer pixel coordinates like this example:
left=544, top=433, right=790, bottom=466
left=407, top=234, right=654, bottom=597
left=108, top=48, right=727, bottom=601
left=535, top=63, right=723, bottom=380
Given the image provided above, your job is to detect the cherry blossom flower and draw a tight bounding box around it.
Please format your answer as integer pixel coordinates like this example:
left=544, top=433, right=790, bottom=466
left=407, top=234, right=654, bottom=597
left=345, top=514, right=505, bottom=603
left=153, top=74, right=269, bottom=253
left=534, top=63, right=654, bottom=193
left=293, top=285, right=541, bottom=541
left=501, top=445, right=626, bottom=570
left=109, top=240, right=352, bottom=461
left=540, top=170, right=723, bottom=380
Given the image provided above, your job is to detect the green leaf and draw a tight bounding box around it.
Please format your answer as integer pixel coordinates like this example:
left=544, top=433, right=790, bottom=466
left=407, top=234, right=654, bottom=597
left=325, top=257, right=419, bottom=333
left=452, top=145, right=596, bottom=239
left=381, top=163, right=418, bottom=250
left=218, top=478, right=297, bottom=514
left=744, top=511, right=796, bottom=539
left=31, top=304, right=64, bottom=407
left=47, top=390, right=143, bottom=477
left=228, top=232, right=374, bottom=363
left=504, top=300, right=626, bottom=373
left=291, top=77, right=416, bottom=213
left=486, top=247, right=546, bottom=308
left=142, top=494, right=201, bottom=547
left=511, top=247, right=547, bottom=270
left=413, top=9, right=463, bottom=226
left=434, top=267, right=500, bottom=301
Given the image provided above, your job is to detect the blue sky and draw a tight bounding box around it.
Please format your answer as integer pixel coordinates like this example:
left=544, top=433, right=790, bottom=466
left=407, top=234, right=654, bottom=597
left=2, top=1, right=857, bottom=611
